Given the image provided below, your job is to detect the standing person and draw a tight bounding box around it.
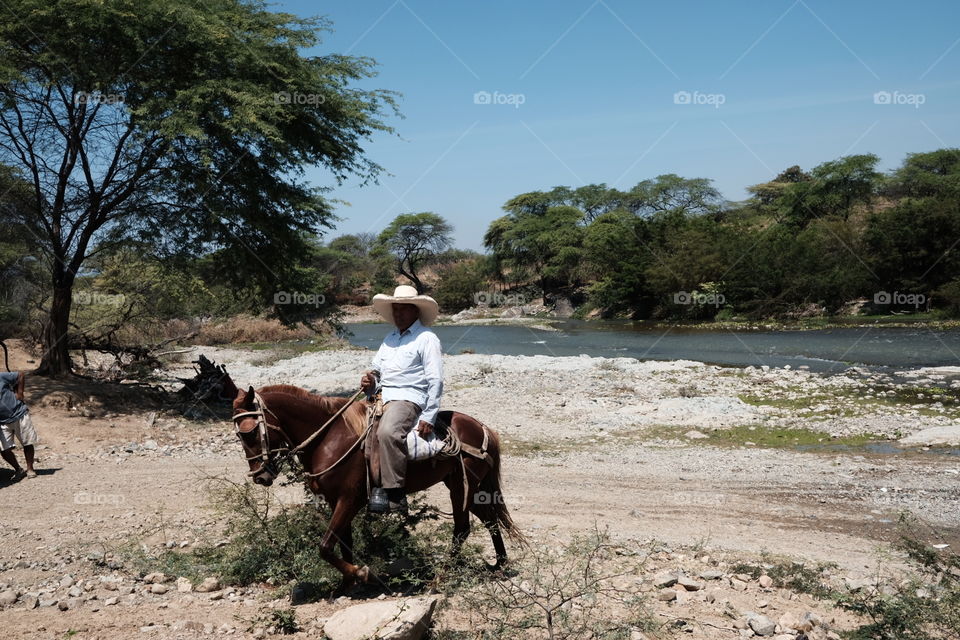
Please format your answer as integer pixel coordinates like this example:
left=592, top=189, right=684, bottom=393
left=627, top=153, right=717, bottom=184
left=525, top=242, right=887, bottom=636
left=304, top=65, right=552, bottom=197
left=0, top=371, right=39, bottom=480
left=360, top=285, right=443, bottom=513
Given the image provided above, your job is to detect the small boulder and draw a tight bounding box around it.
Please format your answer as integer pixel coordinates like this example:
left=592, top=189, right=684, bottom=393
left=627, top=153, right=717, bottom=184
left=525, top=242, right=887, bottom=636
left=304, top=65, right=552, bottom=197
left=653, top=572, right=679, bottom=588
left=748, top=614, right=776, bottom=636
left=324, top=596, right=441, bottom=640
left=677, top=575, right=703, bottom=591
left=175, top=577, right=192, bottom=593
left=657, top=588, right=677, bottom=602
left=194, top=577, right=220, bottom=593
left=0, top=590, right=18, bottom=606
left=150, top=583, right=168, bottom=595
left=778, top=611, right=800, bottom=631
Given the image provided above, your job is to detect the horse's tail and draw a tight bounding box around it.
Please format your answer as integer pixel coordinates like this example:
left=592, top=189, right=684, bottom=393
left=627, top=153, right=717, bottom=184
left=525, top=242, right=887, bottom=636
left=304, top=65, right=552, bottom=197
left=479, top=427, right=526, bottom=545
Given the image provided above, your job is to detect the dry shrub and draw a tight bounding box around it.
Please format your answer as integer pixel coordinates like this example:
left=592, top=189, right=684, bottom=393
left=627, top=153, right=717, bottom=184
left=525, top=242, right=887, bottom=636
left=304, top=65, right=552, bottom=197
left=195, top=315, right=316, bottom=345
left=438, top=528, right=655, bottom=639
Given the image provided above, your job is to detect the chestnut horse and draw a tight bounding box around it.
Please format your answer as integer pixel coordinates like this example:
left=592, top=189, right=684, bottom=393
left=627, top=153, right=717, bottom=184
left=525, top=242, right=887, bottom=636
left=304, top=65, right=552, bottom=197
left=231, top=384, right=521, bottom=592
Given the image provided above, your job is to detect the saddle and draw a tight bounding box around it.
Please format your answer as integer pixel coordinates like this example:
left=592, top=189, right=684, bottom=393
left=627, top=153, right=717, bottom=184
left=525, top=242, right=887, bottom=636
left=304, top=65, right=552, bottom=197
left=363, top=394, right=493, bottom=507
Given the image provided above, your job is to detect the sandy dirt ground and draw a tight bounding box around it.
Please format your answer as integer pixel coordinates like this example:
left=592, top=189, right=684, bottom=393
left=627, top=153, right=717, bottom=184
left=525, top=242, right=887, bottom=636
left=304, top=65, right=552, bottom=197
left=0, top=339, right=957, bottom=639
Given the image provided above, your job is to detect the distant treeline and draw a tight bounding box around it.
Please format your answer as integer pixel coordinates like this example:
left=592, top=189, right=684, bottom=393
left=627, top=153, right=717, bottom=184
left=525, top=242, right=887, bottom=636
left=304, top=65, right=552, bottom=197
left=4, top=149, right=959, bottom=346
left=476, top=149, right=960, bottom=320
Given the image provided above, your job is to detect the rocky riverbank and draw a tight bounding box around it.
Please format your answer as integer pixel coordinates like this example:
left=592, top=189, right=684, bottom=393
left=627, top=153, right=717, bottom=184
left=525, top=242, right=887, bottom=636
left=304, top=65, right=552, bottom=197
left=1, top=342, right=958, bottom=639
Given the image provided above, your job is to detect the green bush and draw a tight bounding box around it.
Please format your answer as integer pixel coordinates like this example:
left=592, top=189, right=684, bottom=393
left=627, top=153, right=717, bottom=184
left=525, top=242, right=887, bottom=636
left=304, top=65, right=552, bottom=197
left=120, top=477, right=471, bottom=600
left=838, top=536, right=960, bottom=640
left=433, top=261, right=486, bottom=311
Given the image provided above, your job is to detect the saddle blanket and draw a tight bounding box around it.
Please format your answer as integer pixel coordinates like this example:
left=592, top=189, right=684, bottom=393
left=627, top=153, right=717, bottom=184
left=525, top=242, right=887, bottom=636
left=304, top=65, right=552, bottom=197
left=406, top=428, right=445, bottom=461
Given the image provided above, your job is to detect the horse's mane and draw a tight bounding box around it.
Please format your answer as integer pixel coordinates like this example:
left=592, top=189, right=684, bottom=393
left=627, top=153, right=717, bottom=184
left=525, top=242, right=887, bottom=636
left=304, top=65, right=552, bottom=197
left=258, top=384, right=366, bottom=434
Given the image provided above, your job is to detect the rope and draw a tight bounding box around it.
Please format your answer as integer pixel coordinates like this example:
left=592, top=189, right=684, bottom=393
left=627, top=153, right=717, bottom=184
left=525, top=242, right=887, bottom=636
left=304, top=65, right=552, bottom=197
left=303, top=423, right=370, bottom=479
left=278, top=389, right=365, bottom=463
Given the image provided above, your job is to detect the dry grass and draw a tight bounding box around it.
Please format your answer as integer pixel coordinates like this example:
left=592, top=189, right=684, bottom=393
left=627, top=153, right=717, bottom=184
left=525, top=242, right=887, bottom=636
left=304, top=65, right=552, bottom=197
left=194, top=315, right=316, bottom=345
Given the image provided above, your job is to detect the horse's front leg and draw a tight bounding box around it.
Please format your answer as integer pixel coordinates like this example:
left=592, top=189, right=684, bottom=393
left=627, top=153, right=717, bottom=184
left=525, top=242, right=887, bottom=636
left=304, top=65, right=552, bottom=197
left=320, top=496, right=368, bottom=594
left=339, top=523, right=354, bottom=565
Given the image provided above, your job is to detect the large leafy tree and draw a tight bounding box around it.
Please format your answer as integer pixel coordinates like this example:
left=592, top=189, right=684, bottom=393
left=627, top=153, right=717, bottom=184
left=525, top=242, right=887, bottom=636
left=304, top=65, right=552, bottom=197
left=0, top=0, right=397, bottom=375
left=777, top=155, right=881, bottom=226
left=484, top=205, right=585, bottom=297
left=883, top=148, right=960, bottom=200
left=377, top=212, right=453, bottom=293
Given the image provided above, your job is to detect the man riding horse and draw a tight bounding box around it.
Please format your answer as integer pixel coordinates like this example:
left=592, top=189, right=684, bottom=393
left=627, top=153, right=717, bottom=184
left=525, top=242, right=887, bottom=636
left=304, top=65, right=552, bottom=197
left=232, top=284, right=520, bottom=588
left=361, top=285, right=443, bottom=514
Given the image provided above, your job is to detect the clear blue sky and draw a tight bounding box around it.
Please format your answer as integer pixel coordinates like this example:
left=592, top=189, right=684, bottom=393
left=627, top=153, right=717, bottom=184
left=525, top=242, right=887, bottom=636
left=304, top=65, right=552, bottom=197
left=278, top=0, right=960, bottom=251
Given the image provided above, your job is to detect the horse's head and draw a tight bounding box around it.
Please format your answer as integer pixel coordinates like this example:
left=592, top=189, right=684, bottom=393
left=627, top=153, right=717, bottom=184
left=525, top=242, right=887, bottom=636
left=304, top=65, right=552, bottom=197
left=232, top=386, right=289, bottom=486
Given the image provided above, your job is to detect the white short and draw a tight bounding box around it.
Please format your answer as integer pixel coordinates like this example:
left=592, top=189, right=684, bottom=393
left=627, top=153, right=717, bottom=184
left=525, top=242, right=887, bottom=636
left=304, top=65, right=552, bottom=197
left=0, top=411, right=39, bottom=451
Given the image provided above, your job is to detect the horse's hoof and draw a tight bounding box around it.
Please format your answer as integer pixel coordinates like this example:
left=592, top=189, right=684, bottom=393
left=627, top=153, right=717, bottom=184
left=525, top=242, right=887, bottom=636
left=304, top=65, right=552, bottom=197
left=356, top=565, right=371, bottom=583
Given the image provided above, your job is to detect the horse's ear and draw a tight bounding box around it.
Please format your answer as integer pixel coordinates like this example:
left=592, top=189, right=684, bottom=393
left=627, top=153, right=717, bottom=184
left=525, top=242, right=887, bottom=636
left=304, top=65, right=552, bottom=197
left=244, top=386, right=256, bottom=406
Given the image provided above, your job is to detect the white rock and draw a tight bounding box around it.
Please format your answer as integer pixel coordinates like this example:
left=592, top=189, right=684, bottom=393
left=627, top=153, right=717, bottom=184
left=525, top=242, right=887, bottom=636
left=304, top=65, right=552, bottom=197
left=748, top=614, right=776, bottom=636
left=324, top=596, right=441, bottom=640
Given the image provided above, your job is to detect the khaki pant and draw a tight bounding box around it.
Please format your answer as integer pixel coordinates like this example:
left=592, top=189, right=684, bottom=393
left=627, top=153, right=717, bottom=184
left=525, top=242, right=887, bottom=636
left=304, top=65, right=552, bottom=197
left=372, top=400, right=421, bottom=489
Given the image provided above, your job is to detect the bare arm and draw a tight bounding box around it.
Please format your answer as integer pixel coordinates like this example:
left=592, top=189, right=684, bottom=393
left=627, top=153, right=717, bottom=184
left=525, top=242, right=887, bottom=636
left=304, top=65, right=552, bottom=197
left=16, top=371, right=24, bottom=402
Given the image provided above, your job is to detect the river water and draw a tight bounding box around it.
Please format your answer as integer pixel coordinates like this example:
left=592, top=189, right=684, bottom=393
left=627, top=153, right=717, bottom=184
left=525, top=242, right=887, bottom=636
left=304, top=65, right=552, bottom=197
left=344, top=321, right=960, bottom=373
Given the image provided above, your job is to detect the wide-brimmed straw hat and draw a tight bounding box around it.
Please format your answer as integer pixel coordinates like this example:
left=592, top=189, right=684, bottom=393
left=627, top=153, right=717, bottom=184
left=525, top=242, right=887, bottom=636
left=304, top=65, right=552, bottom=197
left=372, top=285, right=439, bottom=326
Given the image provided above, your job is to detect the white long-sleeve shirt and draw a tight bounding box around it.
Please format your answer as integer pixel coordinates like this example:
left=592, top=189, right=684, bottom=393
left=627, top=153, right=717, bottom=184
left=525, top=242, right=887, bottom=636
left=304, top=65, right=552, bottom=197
left=371, top=319, right=444, bottom=425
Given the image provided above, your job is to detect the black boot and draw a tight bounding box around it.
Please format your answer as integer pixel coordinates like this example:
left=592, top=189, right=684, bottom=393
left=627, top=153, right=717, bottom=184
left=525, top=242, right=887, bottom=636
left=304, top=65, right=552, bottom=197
left=386, top=488, right=408, bottom=514
left=369, top=487, right=389, bottom=513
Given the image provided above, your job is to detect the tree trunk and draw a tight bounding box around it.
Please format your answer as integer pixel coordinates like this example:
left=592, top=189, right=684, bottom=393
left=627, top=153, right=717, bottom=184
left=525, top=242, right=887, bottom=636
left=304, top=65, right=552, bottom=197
left=36, top=285, right=74, bottom=377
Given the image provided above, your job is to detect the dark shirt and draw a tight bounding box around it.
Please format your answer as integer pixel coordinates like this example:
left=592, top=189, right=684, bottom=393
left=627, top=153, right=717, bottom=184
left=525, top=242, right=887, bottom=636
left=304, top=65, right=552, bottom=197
left=0, top=372, right=27, bottom=424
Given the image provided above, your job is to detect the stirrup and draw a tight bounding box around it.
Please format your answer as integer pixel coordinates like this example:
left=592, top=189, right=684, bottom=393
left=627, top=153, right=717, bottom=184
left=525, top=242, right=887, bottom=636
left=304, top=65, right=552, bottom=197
left=369, top=487, right=389, bottom=513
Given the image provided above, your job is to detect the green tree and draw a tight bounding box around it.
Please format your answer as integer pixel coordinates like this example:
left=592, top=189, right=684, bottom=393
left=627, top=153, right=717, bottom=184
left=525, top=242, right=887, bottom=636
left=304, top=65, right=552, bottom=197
left=0, top=0, right=397, bottom=375
left=582, top=211, right=655, bottom=316
left=433, top=260, right=486, bottom=312
left=377, top=213, right=453, bottom=293
left=621, top=174, right=724, bottom=217
left=866, top=197, right=960, bottom=300
left=883, top=148, right=960, bottom=200
left=484, top=205, right=585, bottom=297
left=778, top=155, right=881, bottom=226
left=747, top=165, right=813, bottom=210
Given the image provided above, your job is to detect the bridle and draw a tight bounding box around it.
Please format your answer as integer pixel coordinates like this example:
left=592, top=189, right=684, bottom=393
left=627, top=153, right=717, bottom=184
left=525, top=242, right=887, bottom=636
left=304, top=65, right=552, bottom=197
left=232, top=389, right=368, bottom=480
left=232, top=392, right=291, bottom=478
